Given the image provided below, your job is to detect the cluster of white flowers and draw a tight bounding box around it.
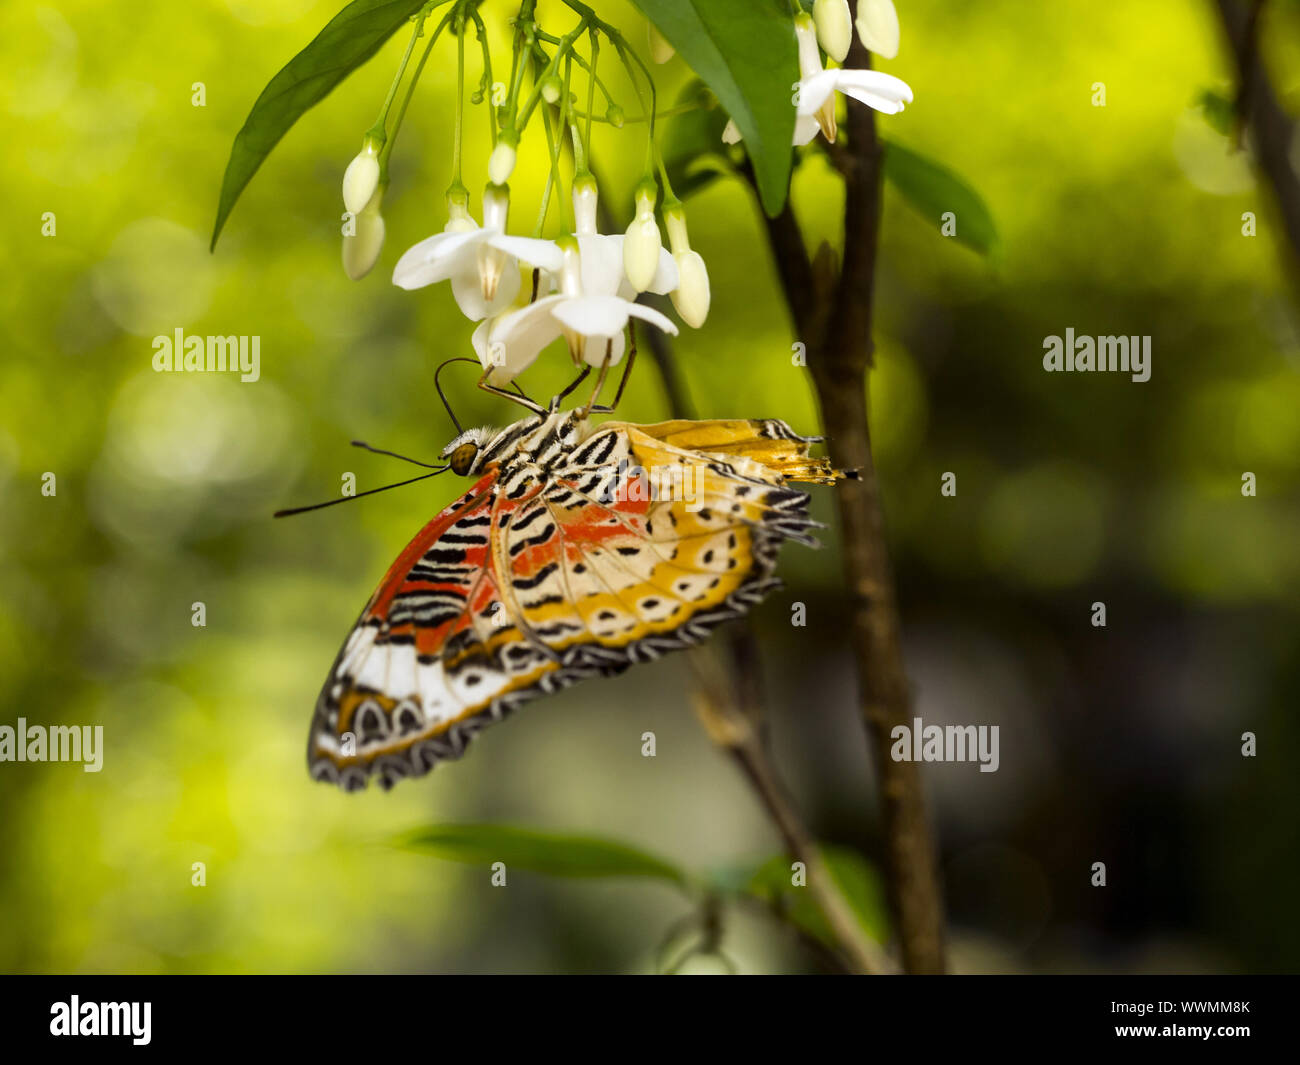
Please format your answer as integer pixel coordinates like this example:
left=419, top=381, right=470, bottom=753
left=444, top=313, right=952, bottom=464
left=384, top=175, right=701, bottom=385
left=336, top=0, right=911, bottom=393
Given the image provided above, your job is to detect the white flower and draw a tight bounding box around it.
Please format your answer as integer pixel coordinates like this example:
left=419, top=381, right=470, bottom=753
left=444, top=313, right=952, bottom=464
left=476, top=239, right=677, bottom=382
left=856, top=0, right=901, bottom=60
left=342, top=187, right=385, bottom=280
left=724, top=14, right=910, bottom=147
left=813, top=0, right=853, bottom=64
left=797, top=12, right=838, bottom=142
left=795, top=67, right=913, bottom=144
left=723, top=65, right=912, bottom=148
left=342, top=139, right=381, bottom=215
left=392, top=185, right=562, bottom=321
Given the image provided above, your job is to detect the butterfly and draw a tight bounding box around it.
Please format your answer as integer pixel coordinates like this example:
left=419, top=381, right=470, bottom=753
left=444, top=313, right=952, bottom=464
left=302, top=404, right=853, bottom=791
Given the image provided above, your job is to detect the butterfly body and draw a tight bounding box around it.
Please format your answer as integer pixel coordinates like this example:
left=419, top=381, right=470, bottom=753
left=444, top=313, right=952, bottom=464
left=309, top=411, right=850, bottom=791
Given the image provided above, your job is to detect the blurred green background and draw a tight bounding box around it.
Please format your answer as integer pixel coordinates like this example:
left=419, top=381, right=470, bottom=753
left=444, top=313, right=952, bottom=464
left=2, top=0, right=1298, bottom=973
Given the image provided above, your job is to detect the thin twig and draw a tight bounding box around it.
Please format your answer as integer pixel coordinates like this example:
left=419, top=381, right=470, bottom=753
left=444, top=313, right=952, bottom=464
left=689, top=647, right=895, bottom=975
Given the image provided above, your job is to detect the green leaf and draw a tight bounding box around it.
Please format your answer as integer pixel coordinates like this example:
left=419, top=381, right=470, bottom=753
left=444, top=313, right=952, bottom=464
left=882, top=138, right=1000, bottom=259
left=1196, top=87, right=1235, bottom=137
left=210, top=0, right=429, bottom=250
left=661, top=81, right=735, bottom=201
left=399, top=823, right=691, bottom=885
left=738, top=844, right=889, bottom=949
left=629, top=0, right=797, bottom=215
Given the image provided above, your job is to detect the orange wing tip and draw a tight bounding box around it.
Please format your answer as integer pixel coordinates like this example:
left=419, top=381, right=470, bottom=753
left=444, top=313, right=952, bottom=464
left=775, top=458, right=859, bottom=486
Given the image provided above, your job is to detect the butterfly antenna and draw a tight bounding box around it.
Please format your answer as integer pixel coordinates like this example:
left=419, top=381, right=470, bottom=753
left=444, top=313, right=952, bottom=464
left=434, top=357, right=478, bottom=435
left=350, top=439, right=444, bottom=469
left=273, top=468, right=449, bottom=519
left=437, top=355, right=542, bottom=424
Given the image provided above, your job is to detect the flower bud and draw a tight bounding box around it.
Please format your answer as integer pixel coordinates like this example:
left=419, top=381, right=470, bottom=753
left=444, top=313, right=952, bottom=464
left=445, top=183, right=475, bottom=233
left=606, top=104, right=625, bottom=128
left=648, top=23, right=675, bottom=64
left=623, top=184, right=662, bottom=293
left=855, top=0, right=900, bottom=60
left=342, top=187, right=385, bottom=280
left=573, top=174, right=599, bottom=237
left=489, top=140, right=517, bottom=186
left=813, top=0, right=853, bottom=63
left=670, top=249, right=710, bottom=329
left=662, top=204, right=709, bottom=327
left=541, top=75, right=563, bottom=105
left=342, top=138, right=381, bottom=215
left=721, top=118, right=742, bottom=145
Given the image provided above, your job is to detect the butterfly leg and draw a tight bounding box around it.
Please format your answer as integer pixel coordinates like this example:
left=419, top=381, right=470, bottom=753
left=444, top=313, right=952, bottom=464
left=587, top=325, right=637, bottom=415
left=477, top=367, right=547, bottom=415
left=548, top=364, right=592, bottom=412
left=576, top=341, right=614, bottom=418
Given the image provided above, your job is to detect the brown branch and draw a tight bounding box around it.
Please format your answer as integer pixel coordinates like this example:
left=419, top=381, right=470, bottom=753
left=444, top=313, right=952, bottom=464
left=746, top=16, right=946, bottom=972
left=1213, top=0, right=1300, bottom=286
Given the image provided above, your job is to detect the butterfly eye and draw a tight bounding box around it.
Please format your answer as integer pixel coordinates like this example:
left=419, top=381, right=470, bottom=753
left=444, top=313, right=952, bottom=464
left=449, top=441, right=479, bottom=476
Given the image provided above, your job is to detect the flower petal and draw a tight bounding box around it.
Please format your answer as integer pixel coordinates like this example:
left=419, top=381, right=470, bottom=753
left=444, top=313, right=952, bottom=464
left=624, top=301, right=679, bottom=336
left=453, top=258, right=521, bottom=320
left=645, top=248, right=681, bottom=296
left=550, top=295, right=631, bottom=339
left=577, top=234, right=627, bottom=298
left=794, top=114, right=821, bottom=146
left=796, top=69, right=839, bottom=116
left=473, top=316, right=543, bottom=382
left=486, top=233, right=565, bottom=273
left=834, top=69, right=913, bottom=114
left=493, top=297, right=565, bottom=350
left=392, top=229, right=483, bottom=289
left=580, top=331, right=627, bottom=368
left=451, top=265, right=491, bottom=319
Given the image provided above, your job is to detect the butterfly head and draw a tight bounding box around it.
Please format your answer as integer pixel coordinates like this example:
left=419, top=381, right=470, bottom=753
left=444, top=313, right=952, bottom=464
left=441, top=428, right=488, bottom=477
